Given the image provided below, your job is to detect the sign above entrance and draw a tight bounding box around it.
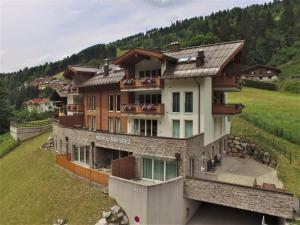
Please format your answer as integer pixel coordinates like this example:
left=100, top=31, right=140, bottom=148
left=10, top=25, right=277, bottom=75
left=95, top=134, right=132, bottom=145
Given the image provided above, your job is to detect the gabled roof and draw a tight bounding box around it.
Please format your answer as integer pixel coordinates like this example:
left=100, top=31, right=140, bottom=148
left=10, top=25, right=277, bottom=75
left=78, top=65, right=125, bottom=88
left=114, top=48, right=176, bottom=65
left=163, top=40, right=244, bottom=79
left=27, top=98, right=49, bottom=105
left=63, top=65, right=101, bottom=79
left=242, top=64, right=281, bottom=73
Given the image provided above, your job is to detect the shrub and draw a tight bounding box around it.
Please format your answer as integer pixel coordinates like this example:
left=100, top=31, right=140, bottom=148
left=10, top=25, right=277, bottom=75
left=243, top=79, right=278, bottom=91
left=281, top=80, right=300, bottom=94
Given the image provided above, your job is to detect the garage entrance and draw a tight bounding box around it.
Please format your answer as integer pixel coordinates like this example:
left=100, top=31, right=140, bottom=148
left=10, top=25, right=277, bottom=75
left=187, top=203, right=280, bottom=225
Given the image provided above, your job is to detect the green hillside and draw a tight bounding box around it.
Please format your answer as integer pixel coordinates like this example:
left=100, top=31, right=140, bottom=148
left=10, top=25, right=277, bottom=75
left=0, top=132, right=115, bottom=225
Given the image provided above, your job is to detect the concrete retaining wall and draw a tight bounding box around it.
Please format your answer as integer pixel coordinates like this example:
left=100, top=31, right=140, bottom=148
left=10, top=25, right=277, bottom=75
left=10, top=124, right=52, bottom=141
left=109, top=176, right=199, bottom=225
left=184, top=177, right=295, bottom=219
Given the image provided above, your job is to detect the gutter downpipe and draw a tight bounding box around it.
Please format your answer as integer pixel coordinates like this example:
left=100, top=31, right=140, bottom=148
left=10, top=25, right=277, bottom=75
left=194, top=78, right=201, bottom=135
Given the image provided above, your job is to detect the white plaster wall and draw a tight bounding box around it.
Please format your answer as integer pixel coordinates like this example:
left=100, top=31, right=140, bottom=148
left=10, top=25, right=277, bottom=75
left=160, top=79, right=200, bottom=138
left=109, top=176, right=200, bottom=225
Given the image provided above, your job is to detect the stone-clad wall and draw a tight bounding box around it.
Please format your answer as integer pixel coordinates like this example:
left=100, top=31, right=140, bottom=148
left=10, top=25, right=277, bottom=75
left=184, top=177, right=295, bottom=219
left=53, top=122, right=206, bottom=177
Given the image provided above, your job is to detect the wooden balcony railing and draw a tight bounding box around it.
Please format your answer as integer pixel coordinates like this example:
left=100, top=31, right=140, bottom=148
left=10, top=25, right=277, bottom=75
left=57, top=115, right=83, bottom=127
left=122, top=104, right=164, bottom=115
left=213, top=76, right=242, bottom=91
left=120, top=77, right=163, bottom=90
left=67, top=104, right=84, bottom=112
left=212, top=104, right=244, bottom=116
left=56, top=154, right=109, bottom=186
left=63, top=87, right=82, bottom=94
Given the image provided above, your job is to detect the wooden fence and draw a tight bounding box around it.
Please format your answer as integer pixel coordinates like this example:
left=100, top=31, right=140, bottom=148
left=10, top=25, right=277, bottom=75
left=111, top=156, right=135, bottom=180
left=55, top=154, right=109, bottom=186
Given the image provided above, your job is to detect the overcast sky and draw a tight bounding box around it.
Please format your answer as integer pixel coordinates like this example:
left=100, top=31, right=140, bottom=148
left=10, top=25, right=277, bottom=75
left=0, top=0, right=271, bottom=73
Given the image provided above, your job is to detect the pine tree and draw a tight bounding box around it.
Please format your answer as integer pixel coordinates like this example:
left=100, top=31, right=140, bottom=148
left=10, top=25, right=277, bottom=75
left=0, top=80, right=11, bottom=132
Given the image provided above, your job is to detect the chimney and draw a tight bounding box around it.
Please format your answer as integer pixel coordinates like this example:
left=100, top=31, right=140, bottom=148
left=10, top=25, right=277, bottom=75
left=103, top=58, right=109, bottom=76
left=196, top=49, right=205, bottom=67
left=168, top=41, right=180, bottom=52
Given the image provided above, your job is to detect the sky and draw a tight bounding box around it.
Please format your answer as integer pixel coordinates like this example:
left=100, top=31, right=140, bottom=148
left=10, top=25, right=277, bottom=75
left=0, top=0, right=271, bottom=73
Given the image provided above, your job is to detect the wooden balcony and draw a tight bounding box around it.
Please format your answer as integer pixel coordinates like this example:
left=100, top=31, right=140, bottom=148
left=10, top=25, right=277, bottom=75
left=122, top=104, right=165, bottom=115
left=57, top=115, right=83, bottom=127
left=212, top=104, right=244, bottom=116
left=120, top=77, right=164, bottom=91
left=67, top=104, right=84, bottom=112
left=213, top=76, right=242, bottom=91
left=63, top=87, right=82, bottom=95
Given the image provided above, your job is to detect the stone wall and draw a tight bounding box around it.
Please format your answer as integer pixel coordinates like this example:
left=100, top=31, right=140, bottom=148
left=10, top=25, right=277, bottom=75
left=10, top=124, right=52, bottom=141
left=184, top=177, right=295, bottom=219
left=227, top=136, right=277, bottom=168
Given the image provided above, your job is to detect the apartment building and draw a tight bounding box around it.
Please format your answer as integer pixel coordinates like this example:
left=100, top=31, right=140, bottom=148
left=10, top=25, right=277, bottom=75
left=53, top=40, right=295, bottom=224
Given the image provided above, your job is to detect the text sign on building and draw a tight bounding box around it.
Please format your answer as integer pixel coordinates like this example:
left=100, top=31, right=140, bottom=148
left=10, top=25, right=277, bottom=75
left=95, top=134, right=132, bottom=145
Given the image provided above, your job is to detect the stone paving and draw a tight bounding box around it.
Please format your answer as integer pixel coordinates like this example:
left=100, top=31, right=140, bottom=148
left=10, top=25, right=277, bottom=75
left=215, top=156, right=283, bottom=188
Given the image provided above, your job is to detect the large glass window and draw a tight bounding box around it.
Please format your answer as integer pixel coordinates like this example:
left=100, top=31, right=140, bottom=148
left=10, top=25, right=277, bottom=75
left=108, top=95, right=114, bottom=112
left=85, top=146, right=90, bottom=165
left=80, top=146, right=85, bottom=163
left=154, top=160, right=164, bottom=181
left=185, top=120, right=193, bottom=138
left=108, top=117, right=114, bottom=133
left=116, top=94, right=120, bottom=112
left=73, top=145, right=78, bottom=161
left=172, top=120, right=180, bottom=138
left=142, top=158, right=177, bottom=181
left=152, top=120, right=157, bottom=137
left=116, top=117, right=121, bottom=133
left=146, top=120, right=152, bottom=137
left=140, top=119, right=145, bottom=136
left=185, top=92, right=193, bottom=113
left=172, top=92, right=180, bottom=112
left=133, top=119, right=157, bottom=136
left=166, top=161, right=177, bottom=180
left=92, top=116, right=96, bottom=131
left=143, top=158, right=152, bottom=179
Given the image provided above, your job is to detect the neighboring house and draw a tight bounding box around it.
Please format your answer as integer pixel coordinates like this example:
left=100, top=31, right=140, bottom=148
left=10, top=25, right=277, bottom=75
left=50, top=89, right=67, bottom=117
left=242, top=64, right=281, bottom=80
left=27, top=98, right=53, bottom=113
left=53, top=40, right=295, bottom=224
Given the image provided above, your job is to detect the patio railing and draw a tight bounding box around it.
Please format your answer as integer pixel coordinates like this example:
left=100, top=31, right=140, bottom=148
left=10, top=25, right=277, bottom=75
left=55, top=154, right=109, bottom=186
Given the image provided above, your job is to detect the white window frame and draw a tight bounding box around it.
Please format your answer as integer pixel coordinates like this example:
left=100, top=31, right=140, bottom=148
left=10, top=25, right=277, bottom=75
left=133, top=119, right=157, bottom=136
left=184, top=120, right=193, bottom=138
left=73, top=145, right=90, bottom=167
left=108, top=117, right=114, bottom=133
left=184, top=92, right=193, bottom=114
left=142, top=157, right=177, bottom=182
left=172, top=92, right=180, bottom=113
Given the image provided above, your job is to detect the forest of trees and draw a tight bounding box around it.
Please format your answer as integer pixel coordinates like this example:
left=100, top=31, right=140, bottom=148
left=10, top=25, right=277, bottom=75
left=0, top=0, right=299, bottom=131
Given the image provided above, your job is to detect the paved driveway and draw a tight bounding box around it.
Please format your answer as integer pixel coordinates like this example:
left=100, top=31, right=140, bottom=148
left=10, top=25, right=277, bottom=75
left=187, top=203, right=263, bottom=225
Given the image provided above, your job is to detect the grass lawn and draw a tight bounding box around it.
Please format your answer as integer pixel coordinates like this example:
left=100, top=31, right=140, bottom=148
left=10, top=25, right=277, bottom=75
left=0, top=133, right=19, bottom=158
left=231, top=117, right=300, bottom=197
left=0, top=132, right=116, bottom=225
left=228, top=87, right=300, bottom=144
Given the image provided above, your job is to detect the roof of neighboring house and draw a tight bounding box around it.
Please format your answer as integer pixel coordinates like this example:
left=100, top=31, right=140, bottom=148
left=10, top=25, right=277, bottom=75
left=78, top=65, right=125, bottom=87
left=162, top=40, right=244, bottom=79
left=63, top=65, right=102, bottom=79
left=27, top=98, right=49, bottom=105
left=242, top=64, right=281, bottom=73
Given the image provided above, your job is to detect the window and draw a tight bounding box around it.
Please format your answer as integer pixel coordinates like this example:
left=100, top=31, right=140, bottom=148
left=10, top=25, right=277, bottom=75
left=185, top=92, right=193, bottom=113
left=154, top=159, right=164, bottom=181
left=134, top=119, right=139, bottom=135
left=88, top=96, right=96, bottom=111
left=166, top=161, right=177, bottom=180
left=172, top=120, right=180, bottom=138
left=143, top=158, right=152, bottom=179
left=116, top=94, right=121, bottom=112
left=109, top=95, right=114, bottom=112
left=142, top=158, right=177, bottom=181
left=133, top=119, right=157, bottom=136
left=92, top=116, right=96, bottom=131
left=116, top=117, right=121, bottom=133
left=139, top=94, right=161, bottom=105
left=172, top=92, right=180, bottom=112
left=185, top=120, right=193, bottom=138
left=190, top=158, right=195, bottom=177
left=139, top=71, right=145, bottom=79
left=108, top=117, right=114, bottom=133
left=73, top=145, right=90, bottom=165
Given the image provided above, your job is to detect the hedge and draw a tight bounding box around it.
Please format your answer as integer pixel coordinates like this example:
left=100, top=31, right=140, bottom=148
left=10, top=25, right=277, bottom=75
left=243, top=79, right=278, bottom=91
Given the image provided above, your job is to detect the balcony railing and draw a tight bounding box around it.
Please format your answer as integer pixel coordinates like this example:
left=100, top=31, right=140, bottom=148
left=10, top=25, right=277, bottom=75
left=67, top=104, right=84, bottom=112
left=122, top=104, right=164, bottom=115
left=212, top=104, right=244, bottom=116
left=213, top=76, right=242, bottom=91
left=63, top=87, right=82, bottom=94
left=120, top=77, right=163, bottom=90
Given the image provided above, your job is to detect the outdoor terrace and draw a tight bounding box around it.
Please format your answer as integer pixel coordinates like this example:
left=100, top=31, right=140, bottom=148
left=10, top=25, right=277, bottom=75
left=213, top=76, right=242, bottom=91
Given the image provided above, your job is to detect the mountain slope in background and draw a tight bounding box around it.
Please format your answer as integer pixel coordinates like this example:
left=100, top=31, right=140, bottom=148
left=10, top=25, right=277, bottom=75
left=0, top=0, right=299, bottom=98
